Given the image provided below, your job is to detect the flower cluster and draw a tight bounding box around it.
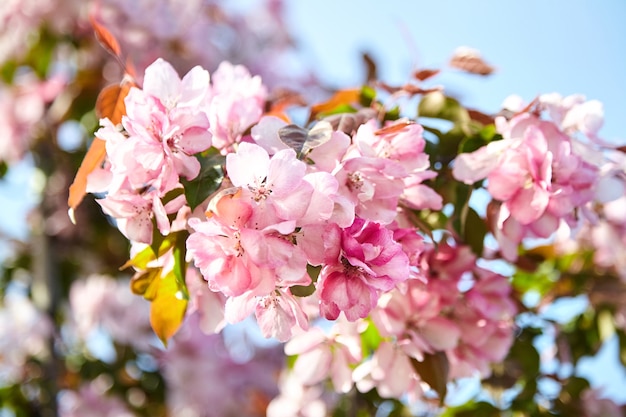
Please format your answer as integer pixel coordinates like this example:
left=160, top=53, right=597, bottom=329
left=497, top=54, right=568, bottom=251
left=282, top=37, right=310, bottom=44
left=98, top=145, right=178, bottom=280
left=186, top=110, right=445, bottom=340
left=86, top=56, right=626, bottom=410
left=453, top=94, right=615, bottom=260
left=90, top=58, right=265, bottom=243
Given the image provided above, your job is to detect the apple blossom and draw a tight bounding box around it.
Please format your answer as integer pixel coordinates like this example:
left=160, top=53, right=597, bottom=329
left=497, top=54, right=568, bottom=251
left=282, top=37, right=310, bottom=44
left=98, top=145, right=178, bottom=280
left=316, top=218, right=410, bottom=321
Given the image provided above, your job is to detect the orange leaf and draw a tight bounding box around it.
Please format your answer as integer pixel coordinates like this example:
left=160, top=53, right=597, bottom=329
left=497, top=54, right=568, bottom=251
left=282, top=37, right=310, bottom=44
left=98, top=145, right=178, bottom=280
left=310, top=88, right=361, bottom=119
left=375, top=121, right=415, bottom=136
left=96, top=82, right=133, bottom=125
left=89, top=14, right=122, bottom=59
left=149, top=271, right=188, bottom=345
left=67, top=138, right=106, bottom=220
left=68, top=81, right=134, bottom=218
left=413, top=68, right=440, bottom=81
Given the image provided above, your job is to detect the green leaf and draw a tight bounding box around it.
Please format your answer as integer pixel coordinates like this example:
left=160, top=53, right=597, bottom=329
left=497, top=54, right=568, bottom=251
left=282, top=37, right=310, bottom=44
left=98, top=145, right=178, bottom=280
left=180, top=149, right=225, bottom=210
left=617, top=329, right=626, bottom=367
left=359, top=85, right=376, bottom=107
left=172, top=230, right=190, bottom=301
left=0, top=161, right=7, bottom=179
left=383, top=105, right=400, bottom=122
left=0, top=61, right=17, bottom=84
left=439, top=401, right=499, bottom=417
left=291, top=265, right=321, bottom=297
left=360, top=319, right=382, bottom=355
left=512, top=260, right=559, bottom=297
left=410, top=351, right=449, bottom=405
left=290, top=283, right=315, bottom=297
left=463, top=207, right=487, bottom=256
left=418, top=92, right=470, bottom=124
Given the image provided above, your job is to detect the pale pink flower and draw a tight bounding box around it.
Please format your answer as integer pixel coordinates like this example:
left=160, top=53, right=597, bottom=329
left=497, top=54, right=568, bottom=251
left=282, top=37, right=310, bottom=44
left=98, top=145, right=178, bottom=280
left=185, top=266, right=227, bottom=334
left=487, top=125, right=552, bottom=224
left=98, top=187, right=185, bottom=244
left=121, top=58, right=212, bottom=185
left=267, top=370, right=331, bottom=417
left=207, top=62, right=267, bottom=150
left=0, top=73, right=65, bottom=164
left=372, top=281, right=461, bottom=361
left=540, top=93, right=605, bottom=141
left=352, top=341, right=420, bottom=399
left=336, top=157, right=405, bottom=225
left=285, top=321, right=362, bottom=393
left=448, top=270, right=516, bottom=379
left=226, top=142, right=314, bottom=227
left=352, top=120, right=443, bottom=211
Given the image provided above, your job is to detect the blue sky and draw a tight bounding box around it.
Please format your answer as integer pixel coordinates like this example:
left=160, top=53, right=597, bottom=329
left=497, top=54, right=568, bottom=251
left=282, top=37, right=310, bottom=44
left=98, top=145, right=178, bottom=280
left=286, top=1, right=626, bottom=143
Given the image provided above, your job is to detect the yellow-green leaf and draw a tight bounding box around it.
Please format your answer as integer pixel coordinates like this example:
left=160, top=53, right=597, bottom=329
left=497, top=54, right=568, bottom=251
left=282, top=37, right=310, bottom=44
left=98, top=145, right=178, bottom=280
left=150, top=270, right=188, bottom=345
left=130, top=267, right=161, bottom=297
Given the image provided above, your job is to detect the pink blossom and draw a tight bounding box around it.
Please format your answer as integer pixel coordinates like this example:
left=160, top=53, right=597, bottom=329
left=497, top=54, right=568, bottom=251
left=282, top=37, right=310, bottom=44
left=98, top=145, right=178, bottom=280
left=185, top=266, right=227, bottom=334
left=0, top=73, right=65, bottom=164
left=336, top=157, right=405, bottom=224
left=285, top=322, right=362, bottom=393
left=352, top=341, right=419, bottom=399
left=121, top=58, right=212, bottom=185
left=207, top=62, right=267, bottom=150
left=98, top=187, right=185, bottom=244
left=226, top=142, right=314, bottom=227
left=487, top=125, right=552, bottom=224
left=372, top=280, right=461, bottom=361
left=447, top=270, right=516, bottom=379
left=316, top=218, right=410, bottom=321
left=267, top=370, right=331, bottom=417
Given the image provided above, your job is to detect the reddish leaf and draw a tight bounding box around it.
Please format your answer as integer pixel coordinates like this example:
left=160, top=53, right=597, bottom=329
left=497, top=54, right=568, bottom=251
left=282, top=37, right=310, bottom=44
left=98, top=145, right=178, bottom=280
left=310, top=88, right=361, bottom=119
left=67, top=138, right=106, bottom=220
left=89, top=14, right=122, bottom=59
left=467, top=108, right=495, bottom=125
left=449, top=47, right=495, bottom=76
left=413, top=68, right=440, bottom=81
left=96, top=82, right=133, bottom=125
left=375, top=120, right=415, bottom=136
left=377, top=81, right=442, bottom=96
left=265, top=88, right=306, bottom=123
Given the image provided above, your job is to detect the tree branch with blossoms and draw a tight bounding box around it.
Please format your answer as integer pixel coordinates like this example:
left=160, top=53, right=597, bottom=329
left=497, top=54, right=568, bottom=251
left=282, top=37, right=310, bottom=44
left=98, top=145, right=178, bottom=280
left=1, top=3, right=625, bottom=415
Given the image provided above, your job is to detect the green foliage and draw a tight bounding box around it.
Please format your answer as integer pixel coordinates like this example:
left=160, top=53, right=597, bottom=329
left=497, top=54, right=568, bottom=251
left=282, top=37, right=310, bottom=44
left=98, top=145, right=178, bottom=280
left=439, top=401, right=499, bottom=417
left=360, top=319, right=382, bottom=355
left=410, top=351, right=449, bottom=406
left=180, top=149, right=225, bottom=210
left=418, top=92, right=470, bottom=124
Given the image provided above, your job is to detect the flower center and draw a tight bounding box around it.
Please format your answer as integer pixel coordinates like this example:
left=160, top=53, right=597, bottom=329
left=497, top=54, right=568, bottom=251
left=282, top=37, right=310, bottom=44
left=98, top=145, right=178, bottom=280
left=347, top=171, right=364, bottom=191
